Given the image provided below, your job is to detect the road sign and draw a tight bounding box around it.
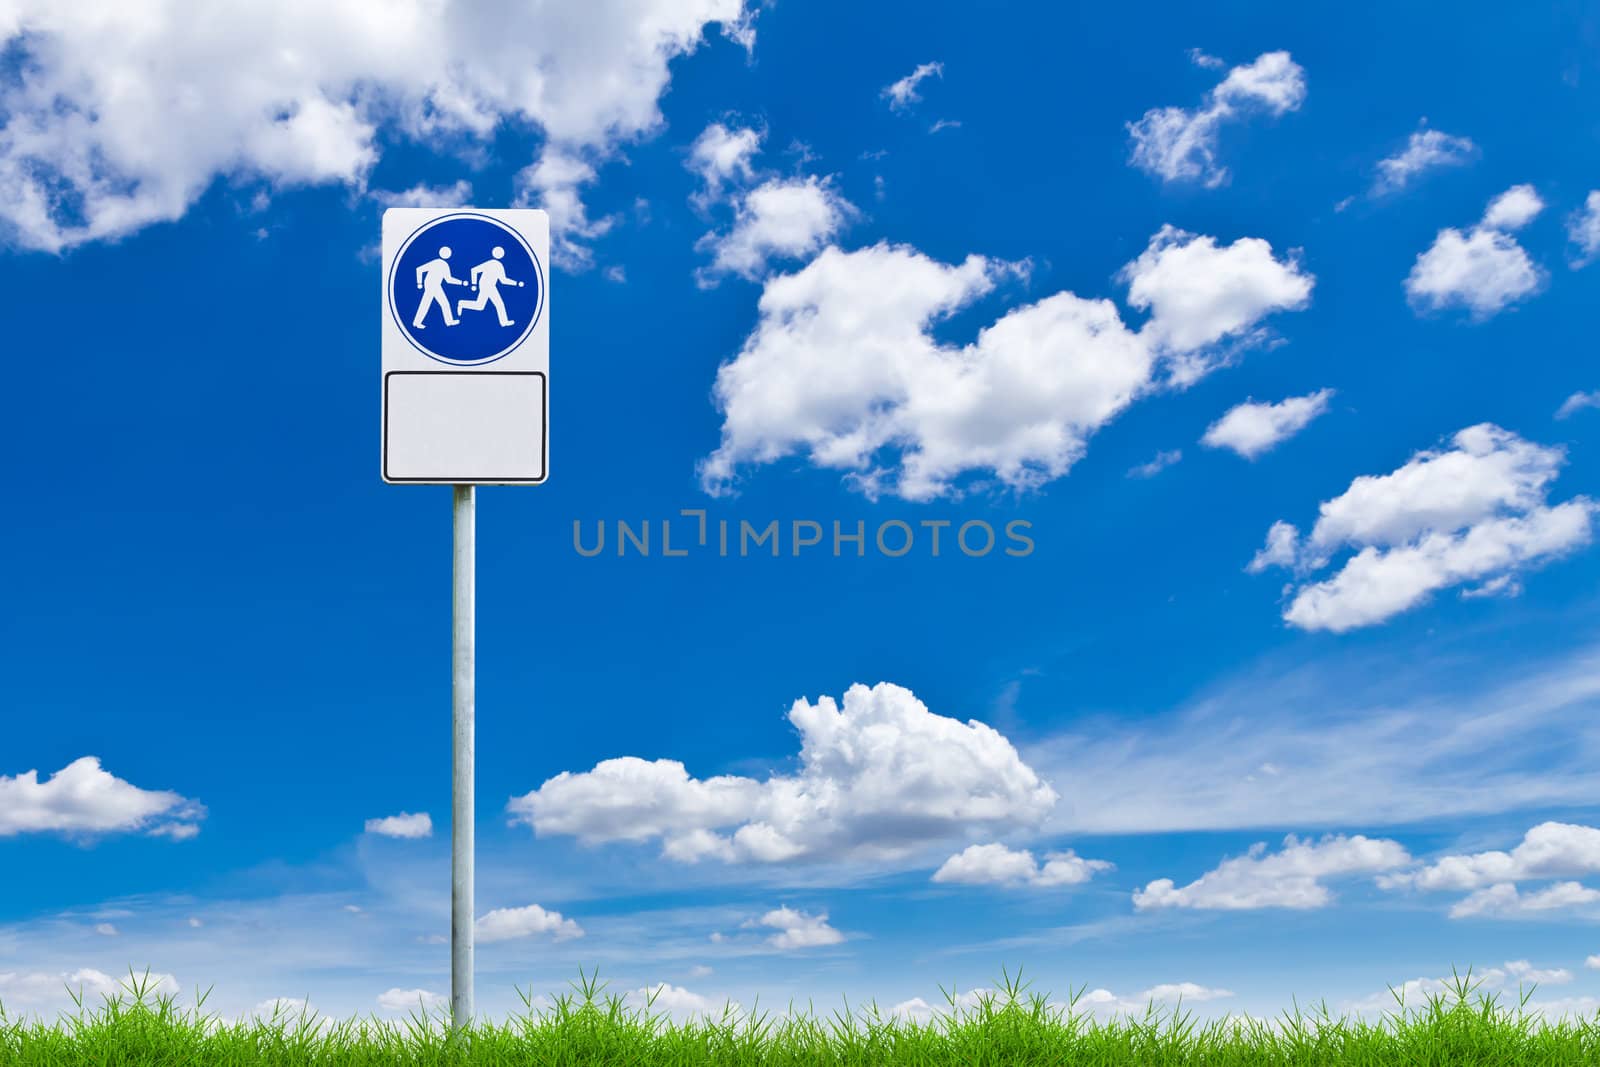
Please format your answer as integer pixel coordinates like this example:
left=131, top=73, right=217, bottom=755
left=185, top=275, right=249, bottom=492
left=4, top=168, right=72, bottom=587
left=381, top=208, right=549, bottom=484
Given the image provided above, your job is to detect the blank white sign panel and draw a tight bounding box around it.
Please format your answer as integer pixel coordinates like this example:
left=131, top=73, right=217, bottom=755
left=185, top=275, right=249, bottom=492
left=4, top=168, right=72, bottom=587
left=384, top=372, right=546, bottom=484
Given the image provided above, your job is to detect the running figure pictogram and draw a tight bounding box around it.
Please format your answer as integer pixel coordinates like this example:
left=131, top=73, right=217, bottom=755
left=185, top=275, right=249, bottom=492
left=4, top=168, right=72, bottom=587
left=413, top=247, right=466, bottom=328
left=456, top=246, right=526, bottom=327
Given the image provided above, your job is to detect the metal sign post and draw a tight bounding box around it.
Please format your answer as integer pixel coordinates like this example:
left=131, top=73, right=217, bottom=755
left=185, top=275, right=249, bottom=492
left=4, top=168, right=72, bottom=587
left=451, top=484, right=475, bottom=1026
left=380, top=208, right=549, bottom=1032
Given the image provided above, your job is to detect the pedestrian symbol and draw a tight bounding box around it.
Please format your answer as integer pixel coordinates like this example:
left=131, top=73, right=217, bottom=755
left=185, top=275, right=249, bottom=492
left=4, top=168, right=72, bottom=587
left=388, top=213, right=545, bottom=365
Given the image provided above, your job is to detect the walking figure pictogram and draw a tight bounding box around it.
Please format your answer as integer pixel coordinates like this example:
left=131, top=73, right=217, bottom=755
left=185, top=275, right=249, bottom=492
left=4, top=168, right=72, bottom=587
left=457, top=246, right=526, bottom=327
left=414, top=247, right=466, bottom=329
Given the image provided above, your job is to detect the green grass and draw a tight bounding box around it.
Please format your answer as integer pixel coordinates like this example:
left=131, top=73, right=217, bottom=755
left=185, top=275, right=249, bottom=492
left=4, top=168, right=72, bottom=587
left=4, top=969, right=1599, bottom=1065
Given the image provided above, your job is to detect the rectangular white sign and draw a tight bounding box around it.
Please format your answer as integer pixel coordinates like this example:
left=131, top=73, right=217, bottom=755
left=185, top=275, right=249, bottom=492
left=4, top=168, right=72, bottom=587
left=381, top=208, right=549, bottom=484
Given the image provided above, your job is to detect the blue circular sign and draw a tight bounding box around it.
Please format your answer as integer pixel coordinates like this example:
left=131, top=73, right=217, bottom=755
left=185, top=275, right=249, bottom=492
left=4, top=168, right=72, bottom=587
left=388, top=213, right=545, bottom=365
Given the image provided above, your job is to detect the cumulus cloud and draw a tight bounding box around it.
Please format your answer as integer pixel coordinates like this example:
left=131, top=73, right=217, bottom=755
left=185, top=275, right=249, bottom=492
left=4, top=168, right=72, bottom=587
left=1120, top=226, right=1314, bottom=385
left=1406, top=185, right=1546, bottom=318
left=369, top=181, right=472, bottom=210
left=1202, top=389, right=1332, bottom=459
left=1076, top=983, right=1236, bottom=1016
left=699, top=226, right=1310, bottom=499
left=1128, top=51, right=1305, bottom=186
left=1250, top=425, right=1597, bottom=631
left=376, top=988, right=446, bottom=1013
left=364, top=812, right=432, bottom=839
left=0, top=1, right=749, bottom=260
left=625, top=982, right=738, bottom=1019
left=1503, top=960, right=1575, bottom=984
left=510, top=682, right=1057, bottom=866
left=0, top=969, right=179, bottom=1008
left=475, top=904, right=584, bottom=943
left=749, top=907, right=844, bottom=949
left=1448, top=881, right=1600, bottom=919
left=932, top=843, right=1112, bottom=888
left=696, top=176, right=854, bottom=283
left=882, top=62, right=943, bottom=112
left=1373, top=127, right=1477, bottom=195
left=1482, top=185, right=1545, bottom=230
left=687, top=122, right=763, bottom=208
left=515, top=150, right=620, bottom=269
left=689, top=121, right=856, bottom=284
left=1569, top=192, right=1600, bottom=267
left=251, top=997, right=326, bottom=1027
left=1377, top=823, right=1600, bottom=919
left=895, top=982, right=1233, bottom=1023
left=1133, top=834, right=1410, bottom=910
left=0, top=757, right=203, bottom=838
left=888, top=989, right=993, bottom=1023
left=1350, top=962, right=1571, bottom=1013
left=1379, top=822, right=1600, bottom=892
left=1556, top=391, right=1600, bottom=419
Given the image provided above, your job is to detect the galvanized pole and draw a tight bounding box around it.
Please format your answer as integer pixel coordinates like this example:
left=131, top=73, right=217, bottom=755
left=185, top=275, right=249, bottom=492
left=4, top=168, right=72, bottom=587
left=451, top=485, right=475, bottom=1029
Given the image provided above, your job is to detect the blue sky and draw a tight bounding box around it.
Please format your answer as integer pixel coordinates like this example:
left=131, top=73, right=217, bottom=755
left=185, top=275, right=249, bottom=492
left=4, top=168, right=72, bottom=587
left=5, top=0, right=1600, bottom=1024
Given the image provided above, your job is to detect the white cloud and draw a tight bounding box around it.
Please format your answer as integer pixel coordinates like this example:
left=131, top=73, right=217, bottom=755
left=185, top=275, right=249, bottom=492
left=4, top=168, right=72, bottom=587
left=1448, top=881, right=1600, bottom=919
left=891, top=985, right=1231, bottom=1025
left=474, top=904, right=584, bottom=943
left=363, top=812, right=433, bottom=839
left=1119, top=225, right=1313, bottom=385
left=1380, top=822, right=1600, bottom=892
left=1569, top=191, right=1600, bottom=266
left=0, top=757, right=203, bottom=838
left=1483, top=185, right=1546, bottom=231
left=1406, top=185, right=1546, bottom=318
left=511, top=682, right=1057, bottom=865
left=1373, top=127, right=1477, bottom=195
left=514, top=150, right=619, bottom=269
left=1252, top=424, right=1596, bottom=631
left=251, top=997, right=325, bottom=1026
left=369, top=181, right=472, bottom=210
left=687, top=122, right=763, bottom=207
left=93, top=923, right=119, bottom=937
left=889, top=989, right=999, bottom=1022
left=750, top=906, right=844, bottom=949
left=1133, top=834, right=1410, bottom=910
left=1557, top=391, right=1600, bottom=419
left=1350, top=962, right=1571, bottom=1013
left=1202, top=389, right=1333, bottom=459
left=1587, top=955, right=1600, bottom=970
left=1503, top=960, right=1574, bottom=984
left=1247, top=520, right=1300, bottom=573
left=882, top=62, right=943, bottom=112
left=1076, top=983, right=1236, bottom=1016
left=932, top=843, right=1112, bottom=888
left=700, top=226, right=1310, bottom=499
left=624, top=982, right=737, bottom=1019
left=696, top=176, right=854, bottom=283
left=1525, top=995, right=1600, bottom=1018
left=1377, top=823, right=1600, bottom=919
left=1128, top=450, right=1182, bottom=479
left=1128, top=51, right=1305, bottom=186
left=0, top=1, right=749, bottom=259
left=0, top=969, right=179, bottom=1008
left=376, top=988, right=446, bottom=1013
